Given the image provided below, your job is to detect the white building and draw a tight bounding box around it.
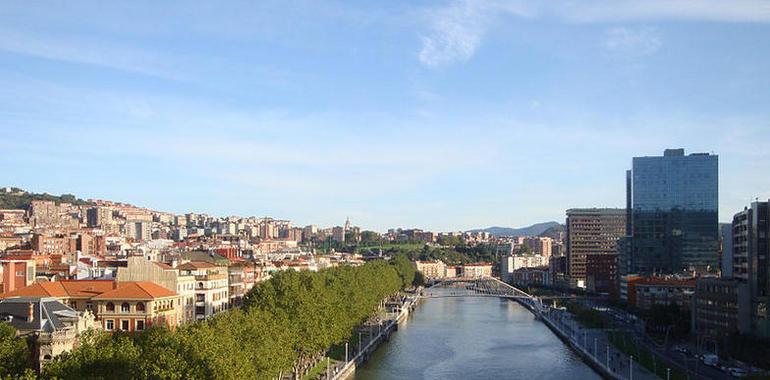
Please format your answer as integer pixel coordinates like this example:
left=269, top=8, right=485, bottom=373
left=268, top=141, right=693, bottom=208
left=177, top=262, right=229, bottom=320
left=501, top=255, right=549, bottom=283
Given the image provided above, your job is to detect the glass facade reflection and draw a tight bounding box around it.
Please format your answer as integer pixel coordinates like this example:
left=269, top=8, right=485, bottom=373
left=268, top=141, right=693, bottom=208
left=628, top=149, right=718, bottom=274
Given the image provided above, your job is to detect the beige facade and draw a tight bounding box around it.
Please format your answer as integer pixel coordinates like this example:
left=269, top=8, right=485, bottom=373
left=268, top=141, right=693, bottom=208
left=462, top=263, right=493, bottom=278
left=414, top=260, right=447, bottom=280
left=116, top=257, right=196, bottom=322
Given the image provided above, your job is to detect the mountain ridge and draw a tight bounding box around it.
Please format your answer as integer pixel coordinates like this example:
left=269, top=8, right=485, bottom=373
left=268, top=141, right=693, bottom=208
left=467, top=221, right=561, bottom=237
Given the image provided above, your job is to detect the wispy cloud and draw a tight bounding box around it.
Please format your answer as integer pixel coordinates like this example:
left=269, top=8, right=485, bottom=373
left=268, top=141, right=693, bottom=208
left=418, top=1, right=489, bottom=67
left=418, top=0, right=770, bottom=67
left=603, top=27, right=662, bottom=56
left=418, top=1, right=531, bottom=67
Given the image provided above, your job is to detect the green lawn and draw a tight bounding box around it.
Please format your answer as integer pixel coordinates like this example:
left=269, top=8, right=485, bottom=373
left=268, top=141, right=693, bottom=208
left=608, top=331, right=687, bottom=380
left=301, top=358, right=333, bottom=380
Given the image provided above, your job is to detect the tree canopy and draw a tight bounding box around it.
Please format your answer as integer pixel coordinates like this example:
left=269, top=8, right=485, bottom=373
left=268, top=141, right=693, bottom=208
left=40, top=259, right=408, bottom=379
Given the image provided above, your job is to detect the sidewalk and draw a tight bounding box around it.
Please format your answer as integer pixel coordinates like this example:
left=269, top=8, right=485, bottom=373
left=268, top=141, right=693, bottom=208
left=542, top=306, right=659, bottom=380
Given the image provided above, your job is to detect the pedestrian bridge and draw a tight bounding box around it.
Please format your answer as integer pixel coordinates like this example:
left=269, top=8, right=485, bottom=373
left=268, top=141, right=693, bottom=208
left=423, top=277, right=534, bottom=301
left=422, top=277, right=547, bottom=318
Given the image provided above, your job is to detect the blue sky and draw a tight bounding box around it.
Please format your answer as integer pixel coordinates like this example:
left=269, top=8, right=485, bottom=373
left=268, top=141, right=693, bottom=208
left=1, top=1, right=770, bottom=232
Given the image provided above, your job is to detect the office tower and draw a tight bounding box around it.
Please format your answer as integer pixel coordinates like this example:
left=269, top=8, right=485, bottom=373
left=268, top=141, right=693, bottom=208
left=566, top=208, right=626, bottom=288
left=733, top=202, right=770, bottom=337
left=627, top=149, right=718, bottom=274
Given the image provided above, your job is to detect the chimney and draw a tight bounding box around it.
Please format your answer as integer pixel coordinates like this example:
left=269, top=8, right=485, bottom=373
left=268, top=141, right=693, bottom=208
left=27, top=302, right=34, bottom=322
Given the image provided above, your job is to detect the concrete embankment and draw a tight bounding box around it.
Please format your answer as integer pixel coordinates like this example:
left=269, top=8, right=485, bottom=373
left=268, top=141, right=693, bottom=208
left=333, top=294, right=420, bottom=380
left=513, top=298, right=657, bottom=380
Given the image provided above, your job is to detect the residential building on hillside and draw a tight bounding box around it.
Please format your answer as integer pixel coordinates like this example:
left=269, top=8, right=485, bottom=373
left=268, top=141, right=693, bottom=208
left=1, top=258, right=36, bottom=293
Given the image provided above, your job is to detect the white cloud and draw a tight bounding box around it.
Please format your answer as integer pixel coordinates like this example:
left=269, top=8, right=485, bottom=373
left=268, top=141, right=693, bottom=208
left=603, top=27, right=662, bottom=56
left=418, top=1, right=489, bottom=67
left=418, top=0, right=770, bottom=67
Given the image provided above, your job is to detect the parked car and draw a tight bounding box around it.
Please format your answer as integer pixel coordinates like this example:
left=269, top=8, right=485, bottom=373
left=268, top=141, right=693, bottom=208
left=701, top=354, right=718, bottom=367
left=728, top=368, right=747, bottom=378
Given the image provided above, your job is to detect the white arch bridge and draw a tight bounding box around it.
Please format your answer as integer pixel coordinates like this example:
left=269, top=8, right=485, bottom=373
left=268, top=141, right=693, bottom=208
left=423, top=277, right=545, bottom=316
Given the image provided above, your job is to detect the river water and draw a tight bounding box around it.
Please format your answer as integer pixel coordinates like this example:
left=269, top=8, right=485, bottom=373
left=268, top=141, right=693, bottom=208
left=354, top=294, right=601, bottom=380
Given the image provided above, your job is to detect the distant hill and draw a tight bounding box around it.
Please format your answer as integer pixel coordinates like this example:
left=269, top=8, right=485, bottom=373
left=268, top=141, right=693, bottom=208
left=539, top=224, right=565, bottom=239
left=468, top=221, right=561, bottom=237
left=0, top=187, right=93, bottom=210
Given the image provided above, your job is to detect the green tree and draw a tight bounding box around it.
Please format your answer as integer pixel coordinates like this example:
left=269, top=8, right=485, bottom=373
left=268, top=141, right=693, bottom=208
left=0, top=324, right=31, bottom=377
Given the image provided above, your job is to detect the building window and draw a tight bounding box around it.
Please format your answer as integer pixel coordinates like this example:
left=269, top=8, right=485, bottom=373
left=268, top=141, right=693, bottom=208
left=136, top=302, right=145, bottom=312
left=86, top=302, right=93, bottom=310
left=106, top=302, right=115, bottom=312
left=121, top=303, right=130, bottom=313
left=121, top=320, right=129, bottom=331
left=105, top=319, right=114, bottom=331
left=136, top=320, right=145, bottom=331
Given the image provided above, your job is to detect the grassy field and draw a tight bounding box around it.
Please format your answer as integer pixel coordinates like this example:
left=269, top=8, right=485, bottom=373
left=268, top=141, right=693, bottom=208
left=301, top=358, right=333, bottom=380
left=608, top=331, right=687, bottom=380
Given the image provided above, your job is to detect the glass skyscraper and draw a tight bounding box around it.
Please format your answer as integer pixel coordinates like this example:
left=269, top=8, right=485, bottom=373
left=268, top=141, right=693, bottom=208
left=626, top=149, right=719, bottom=274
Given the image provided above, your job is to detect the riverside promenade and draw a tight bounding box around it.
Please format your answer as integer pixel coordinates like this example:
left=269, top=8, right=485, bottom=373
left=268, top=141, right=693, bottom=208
left=536, top=304, right=658, bottom=380
left=323, top=292, right=420, bottom=380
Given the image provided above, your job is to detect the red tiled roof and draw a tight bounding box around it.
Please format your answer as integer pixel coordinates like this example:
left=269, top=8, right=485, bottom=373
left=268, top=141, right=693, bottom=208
left=0, top=280, right=115, bottom=299
left=92, top=282, right=177, bottom=300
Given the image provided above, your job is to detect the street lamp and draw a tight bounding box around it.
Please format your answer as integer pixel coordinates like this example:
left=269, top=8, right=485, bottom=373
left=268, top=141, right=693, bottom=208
left=629, top=355, right=634, bottom=380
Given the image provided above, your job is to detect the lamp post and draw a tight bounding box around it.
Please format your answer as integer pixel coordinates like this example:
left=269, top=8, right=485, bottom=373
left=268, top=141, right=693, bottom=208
left=629, top=355, right=634, bottom=380
left=345, top=342, right=348, bottom=363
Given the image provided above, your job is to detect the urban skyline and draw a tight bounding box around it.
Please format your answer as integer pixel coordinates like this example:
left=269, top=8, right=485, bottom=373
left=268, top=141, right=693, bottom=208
left=2, top=2, right=770, bottom=231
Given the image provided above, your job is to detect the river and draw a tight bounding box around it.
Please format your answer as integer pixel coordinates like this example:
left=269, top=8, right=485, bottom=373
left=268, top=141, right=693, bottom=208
left=354, top=293, right=601, bottom=380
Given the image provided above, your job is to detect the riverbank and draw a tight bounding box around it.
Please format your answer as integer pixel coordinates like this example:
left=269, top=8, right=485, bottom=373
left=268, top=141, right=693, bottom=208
left=319, top=291, right=420, bottom=380
left=537, top=303, right=657, bottom=380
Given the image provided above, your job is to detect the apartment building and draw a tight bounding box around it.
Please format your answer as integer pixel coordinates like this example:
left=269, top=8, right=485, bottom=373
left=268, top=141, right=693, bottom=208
left=177, top=262, right=229, bottom=320
left=116, top=257, right=196, bottom=323
left=414, top=260, right=447, bottom=280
